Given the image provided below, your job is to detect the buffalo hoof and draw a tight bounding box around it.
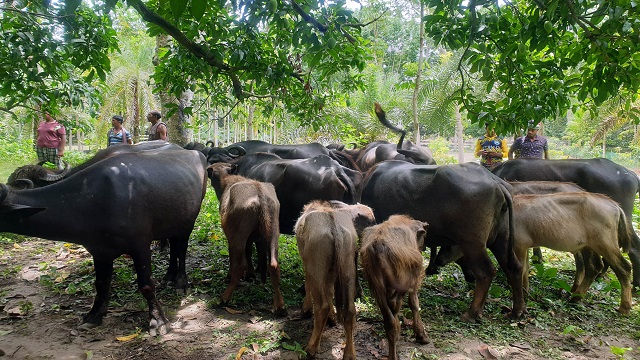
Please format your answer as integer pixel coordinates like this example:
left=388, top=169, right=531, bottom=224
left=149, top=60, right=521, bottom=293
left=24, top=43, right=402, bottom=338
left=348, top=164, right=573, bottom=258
left=148, top=317, right=171, bottom=336
left=81, top=312, right=104, bottom=327
left=300, top=308, right=312, bottom=319
left=415, top=332, right=429, bottom=344
left=273, top=307, right=287, bottom=317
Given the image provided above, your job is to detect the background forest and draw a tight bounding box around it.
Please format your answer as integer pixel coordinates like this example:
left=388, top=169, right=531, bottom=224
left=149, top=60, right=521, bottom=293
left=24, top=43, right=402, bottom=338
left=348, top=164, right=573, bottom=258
left=1, top=0, right=640, bottom=173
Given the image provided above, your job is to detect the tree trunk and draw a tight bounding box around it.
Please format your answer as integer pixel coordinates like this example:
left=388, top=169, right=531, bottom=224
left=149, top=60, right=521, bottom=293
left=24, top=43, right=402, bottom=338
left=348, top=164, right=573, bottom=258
left=412, top=1, right=425, bottom=144
left=602, top=129, right=607, bottom=157
left=154, top=34, right=192, bottom=146
left=247, top=101, right=254, bottom=140
left=131, top=78, right=141, bottom=143
left=455, top=105, right=464, bottom=163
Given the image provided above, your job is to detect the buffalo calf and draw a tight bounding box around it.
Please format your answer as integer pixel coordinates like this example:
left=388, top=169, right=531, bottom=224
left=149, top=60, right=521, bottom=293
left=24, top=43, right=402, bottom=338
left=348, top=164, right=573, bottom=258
left=207, top=163, right=285, bottom=315
left=360, top=215, right=429, bottom=360
left=514, top=192, right=633, bottom=314
left=294, top=200, right=375, bottom=359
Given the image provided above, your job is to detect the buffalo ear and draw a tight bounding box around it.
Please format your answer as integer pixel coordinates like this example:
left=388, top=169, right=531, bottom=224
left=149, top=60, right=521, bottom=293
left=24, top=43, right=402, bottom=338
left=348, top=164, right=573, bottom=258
left=1, top=204, right=46, bottom=218
left=415, top=221, right=429, bottom=250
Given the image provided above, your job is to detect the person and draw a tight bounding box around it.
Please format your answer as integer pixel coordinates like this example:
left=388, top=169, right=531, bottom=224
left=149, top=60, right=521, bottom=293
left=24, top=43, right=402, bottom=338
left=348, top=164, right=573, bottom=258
left=36, top=111, right=66, bottom=170
left=107, top=115, right=133, bottom=147
left=146, top=110, right=167, bottom=141
left=508, top=120, right=549, bottom=160
left=474, top=122, right=508, bottom=170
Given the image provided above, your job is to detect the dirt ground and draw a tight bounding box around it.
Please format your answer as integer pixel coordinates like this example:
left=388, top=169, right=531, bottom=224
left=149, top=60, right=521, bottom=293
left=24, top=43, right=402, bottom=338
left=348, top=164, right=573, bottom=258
left=1, top=240, right=638, bottom=360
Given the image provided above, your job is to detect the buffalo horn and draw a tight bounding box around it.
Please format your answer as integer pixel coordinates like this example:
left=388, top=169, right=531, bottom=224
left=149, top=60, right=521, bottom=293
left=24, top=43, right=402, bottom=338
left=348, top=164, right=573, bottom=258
left=226, top=145, right=247, bottom=157
left=40, top=161, right=71, bottom=182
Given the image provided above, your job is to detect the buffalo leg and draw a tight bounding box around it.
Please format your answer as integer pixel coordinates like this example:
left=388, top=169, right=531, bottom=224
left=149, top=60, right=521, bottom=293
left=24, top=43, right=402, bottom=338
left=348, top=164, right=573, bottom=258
left=132, top=251, right=170, bottom=336
left=627, top=232, right=640, bottom=289
left=408, top=289, right=428, bottom=344
left=221, top=234, right=248, bottom=303
left=490, top=231, right=526, bottom=319
left=599, top=249, right=632, bottom=315
left=382, top=293, right=403, bottom=360
left=267, top=255, right=286, bottom=316
left=571, top=249, right=603, bottom=295
left=165, top=236, right=189, bottom=292
left=531, top=247, right=544, bottom=264
left=82, top=258, right=114, bottom=326
left=305, top=278, right=331, bottom=358
left=461, top=249, right=497, bottom=322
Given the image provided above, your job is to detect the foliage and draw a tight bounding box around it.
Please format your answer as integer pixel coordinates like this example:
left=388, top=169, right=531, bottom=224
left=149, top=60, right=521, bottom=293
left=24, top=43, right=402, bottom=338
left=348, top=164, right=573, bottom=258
left=429, top=137, right=457, bottom=164
left=423, top=0, right=640, bottom=131
left=0, top=1, right=119, bottom=115
left=123, top=0, right=370, bottom=126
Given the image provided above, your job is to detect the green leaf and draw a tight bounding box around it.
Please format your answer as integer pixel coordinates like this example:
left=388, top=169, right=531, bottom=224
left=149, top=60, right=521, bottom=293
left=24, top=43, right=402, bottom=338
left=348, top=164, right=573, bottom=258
left=190, top=0, right=207, bottom=21
left=65, top=0, right=82, bottom=13
left=170, top=0, right=189, bottom=19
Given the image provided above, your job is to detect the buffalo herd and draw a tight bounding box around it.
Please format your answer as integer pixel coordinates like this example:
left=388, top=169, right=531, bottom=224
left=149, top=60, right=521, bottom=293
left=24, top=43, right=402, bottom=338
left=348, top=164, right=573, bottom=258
left=3, top=117, right=640, bottom=358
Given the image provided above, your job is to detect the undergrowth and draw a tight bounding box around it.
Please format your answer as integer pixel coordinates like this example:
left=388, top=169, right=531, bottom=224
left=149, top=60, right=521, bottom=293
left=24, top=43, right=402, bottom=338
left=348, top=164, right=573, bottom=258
left=2, top=183, right=640, bottom=359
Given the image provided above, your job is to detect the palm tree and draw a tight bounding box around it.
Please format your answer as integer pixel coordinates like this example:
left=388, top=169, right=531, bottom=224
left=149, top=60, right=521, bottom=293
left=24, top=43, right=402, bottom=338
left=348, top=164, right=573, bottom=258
left=101, top=31, right=158, bottom=144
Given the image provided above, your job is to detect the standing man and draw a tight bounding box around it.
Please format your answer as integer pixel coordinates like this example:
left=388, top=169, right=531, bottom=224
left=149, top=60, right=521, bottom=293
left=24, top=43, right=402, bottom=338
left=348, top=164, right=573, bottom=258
left=475, top=122, right=508, bottom=170
left=508, top=120, right=549, bottom=160
left=36, top=111, right=66, bottom=170
left=107, top=115, right=133, bottom=147
left=147, top=110, right=167, bottom=141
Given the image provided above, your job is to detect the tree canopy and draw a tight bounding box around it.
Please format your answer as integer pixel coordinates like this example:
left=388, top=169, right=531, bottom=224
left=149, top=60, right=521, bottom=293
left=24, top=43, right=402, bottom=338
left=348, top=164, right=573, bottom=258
left=2, top=0, right=639, bottom=132
left=424, top=0, right=640, bottom=131
left=1, top=0, right=370, bottom=125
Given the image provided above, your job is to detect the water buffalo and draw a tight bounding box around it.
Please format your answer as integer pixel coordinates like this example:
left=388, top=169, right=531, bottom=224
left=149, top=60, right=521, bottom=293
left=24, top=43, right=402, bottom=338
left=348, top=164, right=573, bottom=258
left=204, top=139, right=332, bottom=164
left=513, top=192, right=633, bottom=314
left=361, top=160, right=525, bottom=321
left=0, top=148, right=208, bottom=335
left=360, top=215, right=430, bottom=360
left=492, top=158, right=640, bottom=288
left=207, top=163, right=285, bottom=315
left=294, top=200, right=375, bottom=359
left=7, top=140, right=173, bottom=189
left=219, top=153, right=362, bottom=235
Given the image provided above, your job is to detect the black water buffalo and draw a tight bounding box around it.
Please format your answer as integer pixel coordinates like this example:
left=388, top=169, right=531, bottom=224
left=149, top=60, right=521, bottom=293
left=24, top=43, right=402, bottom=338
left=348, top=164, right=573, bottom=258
left=492, top=158, right=640, bottom=288
left=0, top=148, right=208, bottom=335
left=360, top=160, right=524, bottom=321
left=7, top=141, right=173, bottom=189
left=204, top=140, right=332, bottom=164
left=209, top=152, right=362, bottom=235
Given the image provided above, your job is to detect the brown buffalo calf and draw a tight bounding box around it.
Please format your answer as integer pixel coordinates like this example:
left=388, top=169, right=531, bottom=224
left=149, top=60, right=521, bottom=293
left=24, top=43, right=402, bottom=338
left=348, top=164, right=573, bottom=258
left=360, top=215, right=429, bottom=360
left=514, top=192, right=633, bottom=314
left=207, top=163, right=285, bottom=315
left=294, top=200, right=375, bottom=360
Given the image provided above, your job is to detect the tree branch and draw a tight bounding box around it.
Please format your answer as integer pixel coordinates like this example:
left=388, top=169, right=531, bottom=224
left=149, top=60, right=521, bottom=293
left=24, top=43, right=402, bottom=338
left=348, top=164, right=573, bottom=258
left=126, top=0, right=245, bottom=99
left=287, top=0, right=328, bottom=33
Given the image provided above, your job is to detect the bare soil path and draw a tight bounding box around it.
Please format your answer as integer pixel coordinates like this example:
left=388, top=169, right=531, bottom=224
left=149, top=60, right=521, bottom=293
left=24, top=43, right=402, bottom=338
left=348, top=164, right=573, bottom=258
left=2, top=239, right=639, bottom=359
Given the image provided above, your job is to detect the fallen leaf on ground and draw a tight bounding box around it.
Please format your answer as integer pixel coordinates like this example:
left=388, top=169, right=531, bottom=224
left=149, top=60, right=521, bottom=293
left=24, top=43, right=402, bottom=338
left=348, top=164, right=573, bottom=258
left=235, top=346, right=249, bottom=360
left=225, top=307, right=243, bottom=315
left=116, top=330, right=140, bottom=342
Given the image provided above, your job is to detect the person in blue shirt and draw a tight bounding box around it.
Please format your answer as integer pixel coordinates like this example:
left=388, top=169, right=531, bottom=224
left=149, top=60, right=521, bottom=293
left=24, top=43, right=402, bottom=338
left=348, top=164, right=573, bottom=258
left=107, top=115, right=133, bottom=147
left=475, top=122, right=508, bottom=170
left=508, top=120, right=549, bottom=160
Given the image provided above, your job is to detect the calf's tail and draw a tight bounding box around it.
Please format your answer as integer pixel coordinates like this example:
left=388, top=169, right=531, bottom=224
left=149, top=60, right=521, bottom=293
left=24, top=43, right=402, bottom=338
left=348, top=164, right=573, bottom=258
left=618, top=209, right=633, bottom=253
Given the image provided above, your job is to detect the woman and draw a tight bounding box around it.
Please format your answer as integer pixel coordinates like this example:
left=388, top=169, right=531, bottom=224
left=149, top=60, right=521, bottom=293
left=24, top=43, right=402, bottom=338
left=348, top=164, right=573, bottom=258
left=36, top=111, right=66, bottom=170
left=107, top=115, right=133, bottom=147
